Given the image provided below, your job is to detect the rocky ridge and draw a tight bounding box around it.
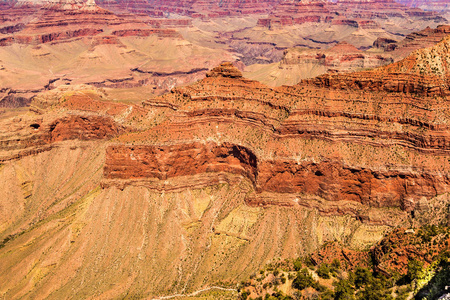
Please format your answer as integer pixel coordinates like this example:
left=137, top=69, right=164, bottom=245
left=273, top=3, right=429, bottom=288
left=110, top=59, right=450, bottom=211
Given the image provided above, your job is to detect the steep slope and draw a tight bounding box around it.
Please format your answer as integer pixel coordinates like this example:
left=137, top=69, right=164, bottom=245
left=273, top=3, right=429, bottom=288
left=380, top=33, right=450, bottom=81
left=244, top=25, right=450, bottom=87
left=307, top=33, right=450, bottom=97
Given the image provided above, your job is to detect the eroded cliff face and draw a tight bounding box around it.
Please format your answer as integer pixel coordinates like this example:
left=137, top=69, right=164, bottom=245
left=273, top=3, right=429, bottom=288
left=104, top=142, right=258, bottom=182
left=244, top=41, right=395, bottom=86
left=396, top=0, right=450, bottom=21
left=1, top=37, right=450, bottom=299
left=103, top=141, right=449, bottom=211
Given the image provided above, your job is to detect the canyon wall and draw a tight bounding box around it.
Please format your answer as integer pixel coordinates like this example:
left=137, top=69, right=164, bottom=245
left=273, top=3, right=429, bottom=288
left=0, top=22, right=450, bottom=299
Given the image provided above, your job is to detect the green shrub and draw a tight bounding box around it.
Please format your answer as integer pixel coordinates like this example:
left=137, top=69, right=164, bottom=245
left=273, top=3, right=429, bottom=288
left=293, top=258, right=302, bottom=271
left=239, top=291, right=250, bottom=300
left=304, top=257, right=315, bottom=268
left=292, top=268, right=315, bottom=290
left=318, top=263, right=331, bottom=279
left=333, top=279, right=355, bottom=300
left=330, top=259, right=341, bottom=272
left=353, top=267, right=372, bottom=289
left=407, top=259, right=424, bottom=282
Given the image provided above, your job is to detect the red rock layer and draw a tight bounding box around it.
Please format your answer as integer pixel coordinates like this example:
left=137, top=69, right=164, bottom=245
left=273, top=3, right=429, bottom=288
left=0, top=4, right=176, bottom=46
left=106, top=56, right=449, bottom=212
left=104, top=141, right=450, bottom=210
left=104, top=142, right=258, bottom=182
left=0, top=114, right=123, bottom=161
left=303, top=72, right=449, bottom=96
left=256, top=0, right=445, bottom=29
left=163, top=63, right=450, bottom=151
left=258, top=160, right=449, bottom=208
left=47, top=115, right=123, bottom=142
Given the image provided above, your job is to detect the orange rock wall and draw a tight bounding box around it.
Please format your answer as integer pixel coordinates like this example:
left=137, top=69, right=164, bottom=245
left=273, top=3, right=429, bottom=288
left=104, top=142, right=258, bottom=182
left=104, top=142, right=450, bottom=211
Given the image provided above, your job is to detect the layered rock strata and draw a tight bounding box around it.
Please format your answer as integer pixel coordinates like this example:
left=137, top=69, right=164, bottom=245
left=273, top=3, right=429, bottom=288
left=95, top=0, right=280, bottom=18
left=109, top=57, right=450, bottom=214
left=257, top=0, right=446, bottom=29
left=104, top=142, right=258, bottom=182
left=104, top=141, right=450, bottom=210
left=373, top=25, right=450, bottom=60
left=0, top=3, right=234, bottom=98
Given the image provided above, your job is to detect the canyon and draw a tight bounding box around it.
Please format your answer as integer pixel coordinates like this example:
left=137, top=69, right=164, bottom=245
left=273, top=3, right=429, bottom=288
left=0, top=0, right=449, bottom=299
left=0, top=25, right=449, bottom=297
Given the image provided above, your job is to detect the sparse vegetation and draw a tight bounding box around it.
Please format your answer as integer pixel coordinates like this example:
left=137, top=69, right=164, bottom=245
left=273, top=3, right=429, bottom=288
left=238, top=225, right=450, bottom=300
